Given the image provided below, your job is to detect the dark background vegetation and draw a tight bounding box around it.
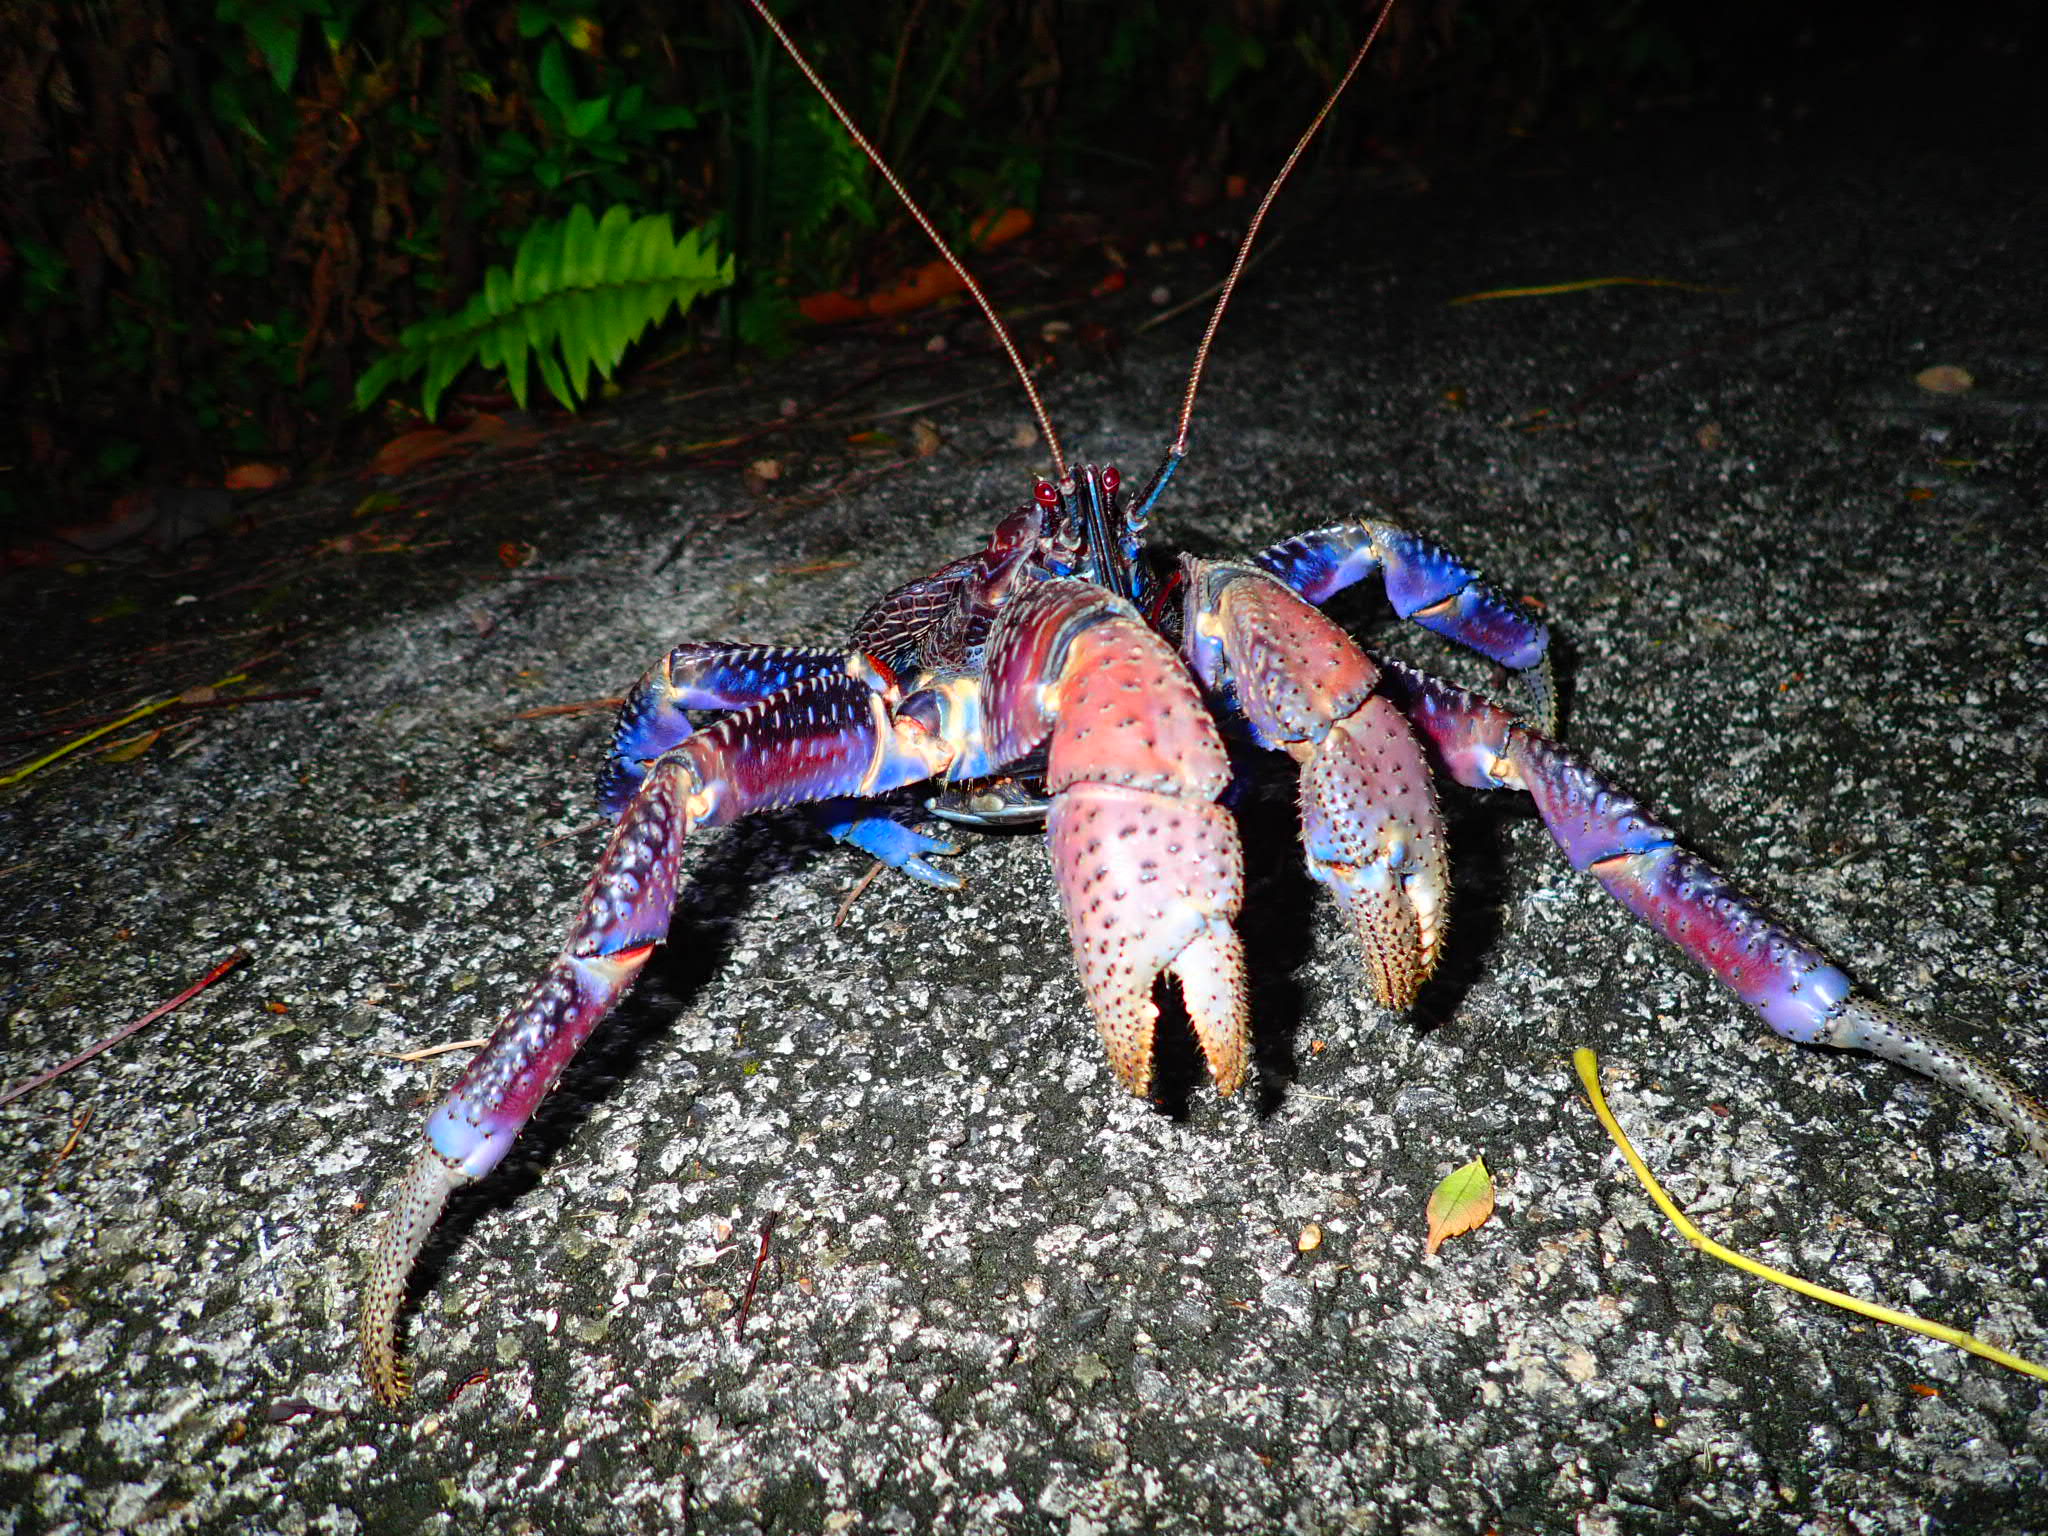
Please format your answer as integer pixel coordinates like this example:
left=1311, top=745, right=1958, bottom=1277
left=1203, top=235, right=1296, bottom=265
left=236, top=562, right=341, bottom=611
left=0, top=0, right=2022, bottom=546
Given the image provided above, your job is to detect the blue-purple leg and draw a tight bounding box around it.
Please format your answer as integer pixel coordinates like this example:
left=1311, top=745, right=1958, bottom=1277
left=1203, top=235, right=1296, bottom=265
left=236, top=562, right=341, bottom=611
left=596, top=644, right=873, bottom=815
left=813, top=799, right=961, bottom=889
left=363, top=671, right=953, bottom=1403
left=1378, top=656, right=2048, bottom=1164
left=1256, top=523, right=1556, bottom=733
left=598, top=645, right=943, bottom=878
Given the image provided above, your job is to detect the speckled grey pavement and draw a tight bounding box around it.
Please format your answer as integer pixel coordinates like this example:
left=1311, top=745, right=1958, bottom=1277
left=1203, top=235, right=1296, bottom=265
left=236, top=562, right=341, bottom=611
left=4, top=101, right=2046, bottom=1535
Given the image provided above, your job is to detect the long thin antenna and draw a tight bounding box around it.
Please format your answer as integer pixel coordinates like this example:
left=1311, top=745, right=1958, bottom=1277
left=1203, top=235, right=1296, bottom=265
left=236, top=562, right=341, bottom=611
left=746, top=0, right=1069, bottom=483
left=1172, top=0, right=1399, bottom=457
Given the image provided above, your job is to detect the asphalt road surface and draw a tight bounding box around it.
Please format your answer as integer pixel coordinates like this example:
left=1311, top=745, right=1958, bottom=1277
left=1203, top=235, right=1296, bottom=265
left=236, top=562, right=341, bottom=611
left=4, top=69, right=2045, bottom=1536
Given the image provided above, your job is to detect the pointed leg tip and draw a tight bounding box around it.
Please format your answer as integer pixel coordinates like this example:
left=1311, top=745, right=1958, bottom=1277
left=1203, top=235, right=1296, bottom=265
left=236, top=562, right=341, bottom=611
left=1358, top=940, right=1429, bottom=1015
left=362, top=1347, right=413, bottom=1407
left=1829, top=999, right=2048, bottom=1169
left=359, top=1144, right=469, bottom=1408
left=907, top=859, right=965, bottom=891
left=1102, top=1033, right=1158, bottom=1099
left=1365, top=974, right=1417, bottom=1015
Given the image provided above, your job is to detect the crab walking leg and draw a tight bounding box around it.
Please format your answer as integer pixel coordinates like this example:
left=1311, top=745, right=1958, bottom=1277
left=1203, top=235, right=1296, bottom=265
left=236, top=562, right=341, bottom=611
left=978, top=579, right=1250, bottom=1094
left=362, top=671, right=953, bottom=1404
left=1378, top=657, right=2048, bottom=1164
left=597, top=643, right=889, bottom=812
left=1183, top=560, right=1451, bottom=1010
left=1255, top=522, right=1557, bottom=732
left=595, top=643, right=958, bottom=884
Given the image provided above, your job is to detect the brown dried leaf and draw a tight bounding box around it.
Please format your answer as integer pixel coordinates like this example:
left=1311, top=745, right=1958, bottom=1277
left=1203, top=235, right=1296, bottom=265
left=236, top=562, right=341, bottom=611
left=100, top=728, right=161, bottom=763
left=368, top=414, right=510, bottom=479
left=370, top=428, right=454, bottom=478
left=224, top=461, right=288, bottom=490
left=1914, top=364, right=1974, bottom=394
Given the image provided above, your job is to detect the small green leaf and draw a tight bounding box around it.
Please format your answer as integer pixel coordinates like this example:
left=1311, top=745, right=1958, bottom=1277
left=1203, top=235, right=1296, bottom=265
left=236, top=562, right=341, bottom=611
left=1424, top=1156, right=1495, bottom=1255
left=640, top=104, right=696, bottom=132
left=563, top=202, right=596, bottom=289
left=352, top=352, right=406, bottom=412
left=593, top=203, right=631, bottom=261
left=420, top=337, right=469, bottom=420
left=497, top=325, right=530, bottom=408
left=565, top=95, right=612, bottom=140
left=533, top=345, right=569, bottom=409
left=537, top=39, right=575, bottom=110
left=236, top=3, right=306, bottom=94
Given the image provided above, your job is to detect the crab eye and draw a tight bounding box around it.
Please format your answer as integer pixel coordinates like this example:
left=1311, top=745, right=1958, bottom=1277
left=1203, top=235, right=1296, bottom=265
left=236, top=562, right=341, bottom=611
left=1034, top=480, right=1059, bottom=507
left=1101, top=466, right=1121, bottom=495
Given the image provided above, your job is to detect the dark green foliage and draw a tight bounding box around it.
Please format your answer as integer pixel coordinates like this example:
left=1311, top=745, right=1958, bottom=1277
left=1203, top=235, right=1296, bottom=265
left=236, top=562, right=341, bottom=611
left=2, top=0, right=1743, bottom=538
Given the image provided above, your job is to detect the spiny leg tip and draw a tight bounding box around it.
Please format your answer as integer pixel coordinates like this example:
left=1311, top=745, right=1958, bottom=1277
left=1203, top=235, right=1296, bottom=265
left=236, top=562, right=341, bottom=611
left=1829, top=998, right=2048, bottom=1170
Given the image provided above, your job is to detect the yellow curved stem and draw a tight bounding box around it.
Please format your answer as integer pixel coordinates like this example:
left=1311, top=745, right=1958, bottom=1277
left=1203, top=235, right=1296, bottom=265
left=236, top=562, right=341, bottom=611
left=1574, top=1047, right=2047, bottom=1383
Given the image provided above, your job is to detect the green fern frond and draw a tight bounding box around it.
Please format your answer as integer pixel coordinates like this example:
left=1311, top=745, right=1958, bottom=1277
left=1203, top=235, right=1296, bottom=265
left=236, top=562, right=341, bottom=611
left=354, top=206, right=734, bottom=421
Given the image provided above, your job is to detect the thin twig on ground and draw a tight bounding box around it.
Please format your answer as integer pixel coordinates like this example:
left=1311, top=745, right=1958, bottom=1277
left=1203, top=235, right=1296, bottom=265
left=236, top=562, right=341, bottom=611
left=0, top=950, right=249, bottom=1108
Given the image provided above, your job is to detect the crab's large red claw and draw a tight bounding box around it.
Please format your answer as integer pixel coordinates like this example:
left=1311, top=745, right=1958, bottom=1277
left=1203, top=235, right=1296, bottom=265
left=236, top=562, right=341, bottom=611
left=1049, top=784, right=1249, bottom=1094
left=983, top=581, right=1251, bottom=1095
left=1043, top=611, right=1251, bottom=1094
left=1183, top=558, right=1450, bottom=1013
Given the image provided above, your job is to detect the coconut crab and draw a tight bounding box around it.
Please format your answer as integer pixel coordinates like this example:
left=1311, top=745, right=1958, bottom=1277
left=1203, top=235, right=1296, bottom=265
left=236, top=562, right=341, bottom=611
left=359, top=1, right=2048, bottom=1404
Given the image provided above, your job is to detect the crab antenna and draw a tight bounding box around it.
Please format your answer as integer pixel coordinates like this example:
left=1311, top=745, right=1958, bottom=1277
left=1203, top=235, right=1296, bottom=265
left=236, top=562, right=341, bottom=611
left=1171, top=0, right=1399, bottom=458
left=746, top=0, right=1070, bottom=484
